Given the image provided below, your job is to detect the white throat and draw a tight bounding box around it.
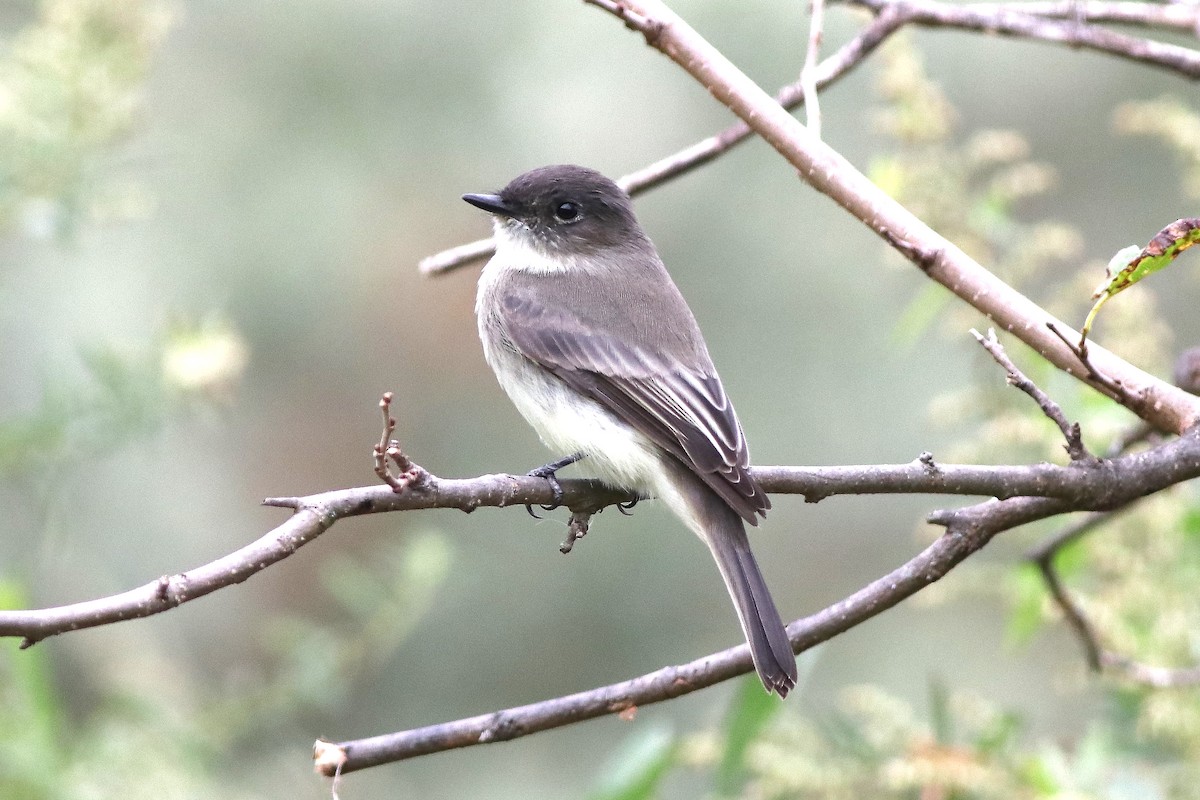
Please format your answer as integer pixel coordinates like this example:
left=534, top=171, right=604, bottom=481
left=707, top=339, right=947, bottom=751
left=490, top=221, right=580, bottom=275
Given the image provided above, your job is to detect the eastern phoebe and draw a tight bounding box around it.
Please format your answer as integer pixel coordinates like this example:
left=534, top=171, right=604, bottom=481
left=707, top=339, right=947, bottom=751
left=464, top=164, right=797, bottom=696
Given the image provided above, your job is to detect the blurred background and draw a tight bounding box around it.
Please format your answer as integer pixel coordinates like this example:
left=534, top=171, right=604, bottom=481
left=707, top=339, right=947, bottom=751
left=2, top=0, right=1200, bottom=798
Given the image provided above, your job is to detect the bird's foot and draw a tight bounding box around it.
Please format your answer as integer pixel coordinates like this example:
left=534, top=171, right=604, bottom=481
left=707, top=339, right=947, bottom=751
left=523, top=452, right=586, bottom=519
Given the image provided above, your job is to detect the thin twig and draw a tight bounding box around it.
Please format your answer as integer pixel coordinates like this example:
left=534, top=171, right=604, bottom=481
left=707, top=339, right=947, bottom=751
left=841, top=0, right=1200, bottom=78
left=372, top=392, right=430, bottom=492
left=1043, top=320, right=1125, bottom=399
left=971, top=328, right=1094, bottom=462
left=1026, top=508, right=1116, bottom=672
left=1030, top=510, right=1200, bottom=687
left=802, top=0, right=827, bottom=138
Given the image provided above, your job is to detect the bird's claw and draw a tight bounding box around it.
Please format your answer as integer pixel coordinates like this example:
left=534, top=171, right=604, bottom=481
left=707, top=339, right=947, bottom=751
left=524, top=471, right=564, bottom=517
left=540, top=472, right=565, bottom=510
left=617, top=497, right=639, bottom=516
left=522, top=452, right=584, bottom=518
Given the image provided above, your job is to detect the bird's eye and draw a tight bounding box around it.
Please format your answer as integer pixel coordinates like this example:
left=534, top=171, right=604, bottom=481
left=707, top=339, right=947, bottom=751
left=554, top=201, right=581, bottom=222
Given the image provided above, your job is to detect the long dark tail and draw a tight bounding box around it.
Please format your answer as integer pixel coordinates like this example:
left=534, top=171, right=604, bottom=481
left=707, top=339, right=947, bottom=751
left=668, top=466, right=798, bottom=696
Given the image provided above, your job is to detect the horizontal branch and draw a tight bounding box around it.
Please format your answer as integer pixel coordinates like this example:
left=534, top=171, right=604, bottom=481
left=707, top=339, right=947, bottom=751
left=2, top=446, right=1192, bottom=647
left=968, top=0, right=1200, bottom=33
left=320, top=427, right=1200, bottom=773
left=842, top=0, right=1200, bottom=79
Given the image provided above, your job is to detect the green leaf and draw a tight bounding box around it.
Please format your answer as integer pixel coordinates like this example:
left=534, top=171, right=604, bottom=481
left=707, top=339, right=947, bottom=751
left=715, top=676, right=785, bottom=795
left=1081, top=218, right=1200, bottom=342
left=588, top=725, right=676, bottom=800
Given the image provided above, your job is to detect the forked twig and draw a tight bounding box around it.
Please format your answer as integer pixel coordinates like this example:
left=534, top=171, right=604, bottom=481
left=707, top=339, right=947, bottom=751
left=971, top=328, right=1095, bottom=463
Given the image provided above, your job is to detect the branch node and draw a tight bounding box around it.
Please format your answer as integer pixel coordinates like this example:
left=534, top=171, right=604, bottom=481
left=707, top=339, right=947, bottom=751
left=313, top=738, right=348, bottom=785
left=917, top=451, right=940, bottom=474
left=587, top=0, right=658, bottom=41
left=1045, top=321, right=1125, bottom=399
left=882, top=228, right=942, bottom=272
left=373, top=392, right=432, bottom=492
left=262, top=496, right=303, bottom=509
left=560, top=511, right=594, bottom=554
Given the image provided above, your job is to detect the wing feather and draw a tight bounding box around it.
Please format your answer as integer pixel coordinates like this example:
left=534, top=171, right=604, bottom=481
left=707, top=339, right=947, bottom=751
left=499, top=290, right=769, bottom=523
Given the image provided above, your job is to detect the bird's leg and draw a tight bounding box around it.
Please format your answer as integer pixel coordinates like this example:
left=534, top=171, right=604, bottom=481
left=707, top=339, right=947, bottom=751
left=524, top=451, right=586, bottom=518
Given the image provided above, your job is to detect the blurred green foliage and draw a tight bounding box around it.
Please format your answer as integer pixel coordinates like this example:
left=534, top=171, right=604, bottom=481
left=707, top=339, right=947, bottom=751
left=1, top=533, right=450, bottom=799
left=0, top=0, right=168, bottom=239
left=0, top=3, right=447, bottom=797
left=1115, top=96, right=1200, bottom=200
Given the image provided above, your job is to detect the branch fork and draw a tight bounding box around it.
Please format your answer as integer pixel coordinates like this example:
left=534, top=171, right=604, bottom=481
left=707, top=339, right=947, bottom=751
left=373, top=392, right=430, bottom=492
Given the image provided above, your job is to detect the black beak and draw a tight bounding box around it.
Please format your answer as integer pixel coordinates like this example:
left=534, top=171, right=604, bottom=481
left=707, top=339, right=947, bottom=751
left=462, top=192, right=518, bottom=218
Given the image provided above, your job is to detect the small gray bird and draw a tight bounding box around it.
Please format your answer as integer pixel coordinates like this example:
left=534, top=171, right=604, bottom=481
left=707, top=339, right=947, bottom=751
left=464, top=164, right=797, bottom=696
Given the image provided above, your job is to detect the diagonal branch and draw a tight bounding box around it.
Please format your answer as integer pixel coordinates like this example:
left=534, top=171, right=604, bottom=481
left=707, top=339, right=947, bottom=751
left=585, top=0, right=1200, bottom=434
left=318, top=498, right=1023, bottom=773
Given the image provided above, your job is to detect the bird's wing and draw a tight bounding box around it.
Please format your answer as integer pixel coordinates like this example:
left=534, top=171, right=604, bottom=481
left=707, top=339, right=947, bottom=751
left=498, top=289, right=769, bottom=524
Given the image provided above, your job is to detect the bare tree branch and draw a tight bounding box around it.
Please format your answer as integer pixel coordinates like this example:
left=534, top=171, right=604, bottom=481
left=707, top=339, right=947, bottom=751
left=953, top=0, right=1200, bottom=34
left=972, top=328, right=1095, bottom=462
left=316, top=275, right=1200, bottom=769
left=5, top=451, right=1181, bottom=646
left=317, top=426, right=1200, bottom=774
left=842, top=0, right=1200, bottom=78
left=584, top=0, right=1200, bottom=434
left=1028, top=504, right=1200, bottom=687
left=1033, top=526, right=1108, bottom=670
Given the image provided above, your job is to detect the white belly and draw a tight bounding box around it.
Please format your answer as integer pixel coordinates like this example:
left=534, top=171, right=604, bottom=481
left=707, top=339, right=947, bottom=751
left=481, top=334, right=665, bottom=495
